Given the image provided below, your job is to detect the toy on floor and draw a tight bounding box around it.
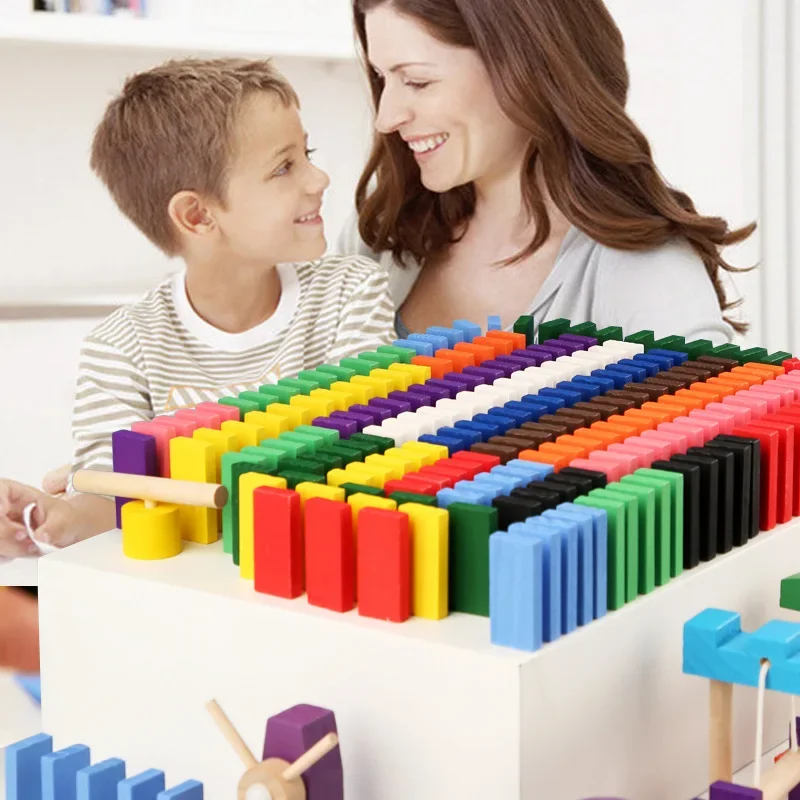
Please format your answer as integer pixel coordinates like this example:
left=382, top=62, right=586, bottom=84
left=206, top=700, right=342, bottom=800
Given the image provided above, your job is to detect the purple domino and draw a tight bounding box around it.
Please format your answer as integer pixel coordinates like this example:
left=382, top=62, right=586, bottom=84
left=408, top=383, right=449, bottom=403
left=531, top=342, right=568, bottom=359
left=709, top=782, right=762, bottom=799
left=312, top=416, right=357, bottom=439
left=463, top=365, right=505, bottom=383
left=111, top=430, right=158, bottom=528
left=370, top=397, right=411, bottom=416
left=428, top=376, right=469, bottom=395
left=388, top=390, right=430, bottom=410
left=479, top=360, right=515, bottom=378
left=348, top=403, right=390, bottom=424
left=263, top=704, right=343, bottom=800
left=495, top=355, right=534, bottom=372
left=542, top=338, right=582, bottom=355
left=525, top=345, right=554, bottom=362
left=508, top=350, right=543, bottom=367
left=560, top=333, right=598, bottom=348
left=329, top=411, right=370, bottom=431
left=444, top=371, right=484, bottom=390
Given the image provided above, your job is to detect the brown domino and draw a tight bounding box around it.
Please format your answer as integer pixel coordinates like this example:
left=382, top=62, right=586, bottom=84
left=557, top=407, right=603, bottom=426
left=471, top=442, right=519, bottom=464
left=573, top=401, right=613, bottom=421
left=626, top=382, right=668, bottom=401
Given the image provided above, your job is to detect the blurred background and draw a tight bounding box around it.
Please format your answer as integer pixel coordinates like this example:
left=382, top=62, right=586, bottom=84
left=0, top=0, right=794, bottom=534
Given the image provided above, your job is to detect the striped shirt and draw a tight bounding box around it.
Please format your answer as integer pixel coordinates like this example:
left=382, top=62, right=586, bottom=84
left=70, top=255, right=395, bottom=475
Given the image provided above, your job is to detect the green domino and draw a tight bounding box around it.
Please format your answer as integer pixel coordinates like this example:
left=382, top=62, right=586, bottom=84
left=710, top=343, right=741, bottom=361
left=294, top=424, right=339, bottom=446
left=739, top=346, right=770, bottom=365
left=447, top=502, right=498, bottom=617
left=316, top=364, right=357, bottom=381
left=766, top=351, right=794, bottom=367
left=340, top=482, right=384, bottom=498
left=240, top=447, right=287, bottom=469
left=221, top=452, right=278, bottom=559
left=607, top=482, right=656, bottom=595
left=570, top=321, right=598, bottom=337
left=389, top=491, right=437, bottom=507
left=349, top=432, right=394, bottom=454
left=259, top=438, right=308, bottom=460
left=281, top=431, right=323, bottom=453
left=625, top=330, right=655, bottom=350
left=574, top=494, right=626, bottom=610
left=652, top=335, right=685, bottom=351
left=358, top=351, right=400, bottom=369
left=513, top=315, right=535, bottom=346
left=780, top=572, right=800, bottom=612
left=238, top=391, right=272, bottom=412
left=622, top=472, right=671, bottom=587
left=681, top=339, right=714, bottom=360
left=635, top=467, right=683, bottom=578
left=339, top=358, right=373, bottom=376
left=258, top=384, right=299, bottom=405
left=537, top=318, right=571, bottom=343
left=278, top=377, right=320, bottom=394
left=218, top=397, right=259, bottom=417
left=335, top=439, right=379, bottom=458
left=305, top=450, right=343, bottom=471
left=595, top=326, right=623, bottom=344
left=298, top=370, right=336, bottom=389
left=278, top=470, right=325, bottom=489
left=320, top=444, right=362, bottom=466
left=291, top=457, right=328, bottom=476
left=377, top=345, right=414, bottom=364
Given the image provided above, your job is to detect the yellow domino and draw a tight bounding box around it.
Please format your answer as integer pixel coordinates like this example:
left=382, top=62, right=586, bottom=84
left=326, top=383, right=358, bottom=408
left=351, top=375, right=391, bottom=399
left=221, top=420, right=268, bottom=449
left=193, top=427, right=238, bottom=480
left=369, top=368, right=408, bottom=392
left=327, top=468, right=379, bottom=488
left=244, top=411, right=288, bottom=439
left=311, top=388, right=348, bottom=412
left=348, top=493, right=397, bottom=534
left=333, top=380, right=373, bottom=404
left=296, top=481, right=346, bottom=505
left=399, top=503, right=449, bottom=620
left=267, top=402, right=310, bottom=429
left=169, top=436, right=218, bottom=544
left=384, top=447, right=424, bottom=472
left=346, top=461, right=391, bottom=489
left=291, top=394, right=335, bottom=418
left=390, top=362, right=431, bottom=384
left=365, top=454, right=405, bottom=481
left=239, top=473, right=287, bottom=580
left=402, top=440, right=448, bottom=465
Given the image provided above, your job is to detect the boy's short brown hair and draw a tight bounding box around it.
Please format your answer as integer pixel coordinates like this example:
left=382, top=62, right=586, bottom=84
left=90, top=57, right=299, bottom=256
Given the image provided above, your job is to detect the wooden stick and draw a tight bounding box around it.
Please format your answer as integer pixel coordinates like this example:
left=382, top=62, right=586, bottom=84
left=759, top=748, right=800, bottom=799
left=73, top=470, right=227, bottom=509
left=709, top=679, right=733, bottom=784
left=282, top=733, right=339, bottom=782
left=205, top=699, right=259, bottom=769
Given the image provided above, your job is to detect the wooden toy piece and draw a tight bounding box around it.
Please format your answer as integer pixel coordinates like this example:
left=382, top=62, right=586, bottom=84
left=253, top=486, right=304, bottom=598
left=305, top=498, right=355, bottom=612
left=121, top=501, right=182, bottom=560
left=111, top=429, right=157, bottom=528
left=169, top=436, right=218, bottom=544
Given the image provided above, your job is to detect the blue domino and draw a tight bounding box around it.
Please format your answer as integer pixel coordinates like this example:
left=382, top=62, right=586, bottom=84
left=157, top=782, right=204, bottom=799
left=453, top=319, right=482, bottom=342
left=6, top=732, right=54, bottom=800
left=529, top=517, right=578, bottom=634
left=77, top=759, right=127, bottom=800
left=616, top=357, right=654, bottom=379
left=490, top=531, right=544, bottom=651
left=474, top=471, right=527, bottom=495
left=492, top=405, right=534, bottom=425
left=555, top=381, right=594, bottom=402
left=523, top=393, right=564, bottom=413
left=437, top=426, right=480, bottom=448
left=558, top=503, right=608, bottom=620
left=393, top=338, right=433, bottom=357
left=649, top=348, right=688, bottom=365
left=488, top=315, right=502, bottom=331
left=437, top=486, right=490, bottom=508
left=540, top=387, right=582, bottom=407
left=572, top=374, right=614, bottom=395
left=427, top=326, right=464, bottom=348
left=43, top=745, right=91, bottom=800
left=591, top=369, right=628, bottom=390
left=409, top=332, right=449, bottom=352
left=417, top=433, right=463, bottom=455
left=544, top=508, right=593, bottom=626
left=633, top=352, right=672, bottom=371
left=510, top=400, right=549, bottom=421
left=118, top=770, right=166, bottom=800
left=454, top=419, right=500, bottom=442
left=473, top=412, right=514, bottom=435
left=604, top=364, right=637, bottom=384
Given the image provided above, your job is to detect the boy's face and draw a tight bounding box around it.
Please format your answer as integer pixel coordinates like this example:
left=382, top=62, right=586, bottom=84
left=210, top=93, right=330, bottom=266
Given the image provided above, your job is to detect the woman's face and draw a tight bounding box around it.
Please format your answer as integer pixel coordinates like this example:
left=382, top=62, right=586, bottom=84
left=365, top=5, right=531, bottom=194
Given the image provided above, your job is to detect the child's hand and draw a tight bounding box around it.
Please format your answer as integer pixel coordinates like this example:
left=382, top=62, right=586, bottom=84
left=42, top=463, right=70, bottom=495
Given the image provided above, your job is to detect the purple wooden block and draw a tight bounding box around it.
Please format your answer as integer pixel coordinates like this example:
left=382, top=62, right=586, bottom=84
left=532, top=342, right=568, bottom=359
left=479, top=359, right=514, bottom=378
left=388, top=390, right=429, bottom=410
left=790, top=783, right=800, bottom=800
left=463, top=365, right=505, bottom=382
left=408, top=383, right=449, bottom=403
left=111, top=429, right=157, bottom=528
left=428, top=376, right=469, bottom=394
left=444, top=371, right=484, bottom=390
left=542, top=338, right=582, bottom=355
left=495, top=354, right=534, bottom=372
left=560, top=332, right=598, bottom=348
left=329, top=411, right=369, bottom=431
left=709, top=782, right=762, bottom=799
left=525, top=345, right=554, bottom=362
left=370, top=397, right=410, bottom=416
left=312, top=417, right=357, bottom=439
left=263, top=704, right=343, bottom=800
left=348, top=404, right=390, bottom=424
left=509, top=349, right=544, bottom=367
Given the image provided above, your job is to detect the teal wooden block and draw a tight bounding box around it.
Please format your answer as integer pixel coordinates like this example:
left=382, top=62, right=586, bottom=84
left=118, top=770, right=165, bottom=800
left=5, top=732, right=53, bottom=800
left=42, top=745, right=91, bottom=800
left=76, top=758, right=126, bottom=800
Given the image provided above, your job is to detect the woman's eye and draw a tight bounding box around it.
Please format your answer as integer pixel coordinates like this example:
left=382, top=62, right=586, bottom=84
left=405, top=80, right=430, bottom=90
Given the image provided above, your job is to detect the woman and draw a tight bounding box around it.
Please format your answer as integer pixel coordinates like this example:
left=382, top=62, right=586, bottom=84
left=338, top=0, right=754, bottom=343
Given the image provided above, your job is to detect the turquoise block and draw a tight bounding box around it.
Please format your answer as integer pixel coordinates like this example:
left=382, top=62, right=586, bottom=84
left=42, top=745, right=91, bottom=800
left=453, top=319, right=482, bottom=342
left=408, top=332, right=448, bottom=352
left=393, top=339, right=432, bottom=357
left=504, top=459, right=554, bottom=480
left=437, top=487, right=490, bottom=508
left=77, top=759, right=126, bottom=800
left=118, top=770, right=166, bottom=800
left=5, top=732, right=53, bottom=800
left=488, top=315, right=502, bottom=331
left=544, top=507, right=593, bottom=626
left=427, top=326, right=464, bottom=348
left=474, top=471, right=527, bottom=495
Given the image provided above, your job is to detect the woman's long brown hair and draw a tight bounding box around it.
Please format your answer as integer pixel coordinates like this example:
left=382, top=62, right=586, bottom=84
left=353, top=0, right=754, bottom=332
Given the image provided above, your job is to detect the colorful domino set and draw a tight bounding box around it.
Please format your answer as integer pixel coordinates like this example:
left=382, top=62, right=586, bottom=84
left=84, top=316, right=800, bottom=655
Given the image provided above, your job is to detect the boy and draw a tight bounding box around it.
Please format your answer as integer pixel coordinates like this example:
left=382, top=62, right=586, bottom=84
left=0, top=58, right=395, bottom=557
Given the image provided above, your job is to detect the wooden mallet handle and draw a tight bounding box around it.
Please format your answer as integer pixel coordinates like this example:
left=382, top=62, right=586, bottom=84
left=72, top=470, right=227, bottom=509
left=282, top=733, right=339, bottom=782
left=205, top=699, right=259, bottom=769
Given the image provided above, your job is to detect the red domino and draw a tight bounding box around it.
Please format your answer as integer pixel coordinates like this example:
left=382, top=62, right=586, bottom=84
left=782, top=359, right=800, bottom=372
left=748, top=418, right=794, bottom=524
left=432, top=459, right=476, bottom=481
left=569, top=456, right=623, bottom=482
left=733, top=424, right=779, bottom=531
left=765, top=409, right=800, bottom=516
left=175, top=407, right=222, bottom=430
left=253, top=486, right=304, bottom=598
left=690, top=408, right=736, bottom=436
left=401, top=473, right=452, bottom=494
left=357, top=507, right=411, bottom=622
left=152, top=414, right=197, bottom=438
left=304, top=498, right=355, bottom=613
left=196, top=401, right=240, bottom=423
left=451, top=450, right=501, bottom=471
left=674, top=415, right=718, bottom=443
left=418, top=466, right=457, bottom=488
left=131, top=420, right=175, bottom=477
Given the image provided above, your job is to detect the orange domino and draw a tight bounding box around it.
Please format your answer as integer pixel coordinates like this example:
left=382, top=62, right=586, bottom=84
left=607, top=414, right=649, bottom=435
left=586, top=422, right=626, bottom=446
left=642, top=401, right=680, bottom=422
left=573, top=428, right=610, bottom=448
left=472, top=336, right=511, bottom=356
left=411, top=356, right=453, bottom=380
left=518, top=448, right=572, bottom=472
left=555, top=435, right=601, bottom=456
left=486, top=330, right=527, bottom=350
left=745, top=361, right=784, bottom=377
left=435, top=348, right=475, bottom=372
left=712, top=374, right=751, bottom=392
left=729, top=367, right=764, bottom=386
left=454, top=341, right=496, bottom=364
left=540, top=442, right=586, bottom=461
left=673, top=390, right=708, bottom=410
left=656, top=396, right=691, bottom=416
left=625, top=407, right=666, bottom=427
left=690, top=382, right=730, bottom=401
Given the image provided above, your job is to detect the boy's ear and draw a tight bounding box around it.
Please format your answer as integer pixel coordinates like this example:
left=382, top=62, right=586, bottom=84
left=168, top=191, right=215, bottom=238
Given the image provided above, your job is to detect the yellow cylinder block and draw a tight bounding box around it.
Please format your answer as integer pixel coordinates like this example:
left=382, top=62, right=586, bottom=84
left=121, top=501, right=183, bottom=560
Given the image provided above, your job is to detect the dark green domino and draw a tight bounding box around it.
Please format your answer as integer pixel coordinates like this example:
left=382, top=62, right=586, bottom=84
left=609, top=481, right=657, bottom=593
left=238, top=392, right=272, bottom=412
left=298, top=370, right=336, bottom=389
left=636, top=467, right=683, bottom=578
left=218, top=397, right=255, bottom=417
left=241, top=447, right=287, bottom=470
left=448, top=502, right=498, bottom=616
left=625, top=330, right=655, bottom=350
left=358, top=351, right=400, bottom=369
left=259, top=384, right=300, bottom=405
left=652, top=335, right=685, bottom=351
left=513, top=315, right=535, bottom=346
left=709, top=343, right=741, bottom=362
left=389, top=491, right=437, bottom=506
left=537, top=318, right=571, bottom=343
left=320, top=444, right=363, bottom=466
left=622, top=472, right=672, bottom=587
left=738, top=346, right=770, bottom=364
left=278, top=377, right=320, bottom=395
left=291, top=457, right=328, bottom=476
left=595, top=326, right=623, bottom=344
left=340, top=482, right=384, bottom=498
left=682, top=339, right=714, bottom=360
left=294, top=424, right=339, bottom=447
left=301, top=449, right=342, bottom=472
left=377, top=345, right=414, bottom=363
left=316, top=364, right=357, bottom=381
left=334, top=439, right=379, bottom=458
left=259, top=439, right=307, bottom=460
left=574, top=494, right=626, bottom=610
left=339, top=358, right=373, bottom=376
left=349, top=432, right=395, bottom=454
left=281, top=431, right=323, bottom=453
left=780, top=572, right=800, bottom=612
left=570, top=321, right=598, bottom=337
left=278, top=470, right=326, bottom=489
left=765, top=351, right=793, bottom=367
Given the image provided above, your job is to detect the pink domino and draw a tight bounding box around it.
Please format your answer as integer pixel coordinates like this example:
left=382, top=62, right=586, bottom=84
left=623, top=435, right=672, bottom=462
left=175, top=407, right=222, bottom=430
left=196, top=401, right=240, bottom=423
left=750, top=383, right=792, bottom=410
left=706, top=400, right=751, bottom=426
left=775, top=374, right=800, bottom=400
left=641, top=428, right=688, bottom=456
left=689, top=408, right=736, bottom=436
left=131, top=420, right=175, bottom=477
left=657, top=422, right=702, bottom=448
left=724, top=393, right=769, bottom=419
left=589, top=448, right=638, bottom=476
left=673, top=415, right=719, bottom=442
left=607, top=443, right=651, bottom=470
left=569, top=457, right=623, bottom=483
left=152, top=414, right=198, bottom=437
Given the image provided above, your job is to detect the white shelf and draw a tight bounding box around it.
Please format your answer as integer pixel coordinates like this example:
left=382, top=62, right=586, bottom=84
left=0, top=12, right=357, bottom=60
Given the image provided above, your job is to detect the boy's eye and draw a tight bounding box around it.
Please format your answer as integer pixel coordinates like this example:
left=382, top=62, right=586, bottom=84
left=305, top=148, right=316, bottom=160
left=273, top=160, right=293, bottom=177
left=404, top=80, right=430, bottom=90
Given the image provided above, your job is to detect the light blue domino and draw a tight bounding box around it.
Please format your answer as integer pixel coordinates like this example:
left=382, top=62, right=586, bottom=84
left=474, top=472, right=527, bottom=495
left=453, top=319, right=482, bottom=342
left=392, top=338, right=433, bottom=357
left=488, top=315, right=502, bottom=331
left=544, top=508, right=593, bottom=627
left=437, top=487, right=490, bottom=508
left=557, top=503, right=608, bottom=620
left=408, top=332, right=449, bottom=352
left=453, top=481, right=499, bottom=505
left=6, top=732, right=54, bottom=800
left=490, top=531, right=544, bottom=651
left=529, top=517, right=578, bottom=634
left=683, top=609, right=800, bottom=693
left=157, top=781, right=204, bottom=799
left=42, top=745, right=91, bottom=800
left=427, top=326, right=464, bottom=348
left=509, top=522, right=561, bottom=642
left=118, top=770, right=166, bottom=800
left=505, top=459, right=554, bottom=480
left=489, top=465, right=536, bottom=488
left=77, top=759, right=126, bottom=800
